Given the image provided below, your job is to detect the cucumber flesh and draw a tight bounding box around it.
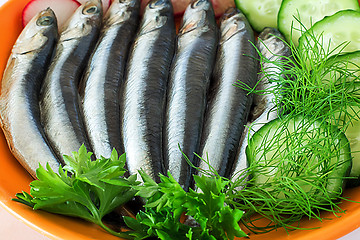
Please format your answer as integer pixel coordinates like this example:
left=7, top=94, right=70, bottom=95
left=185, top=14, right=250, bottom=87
left=343, top=106, right=360, bottom=178
left=299, top=11, right=360, bottom=61
left=246, top=115, right=351, bottom=198
left=324, top=51, right=360, bottom=84
left=278, top=0, right=360, bottom=45
left=235, top=0, right=282, bottom=32
left=333, top=103, right=360, bottom=185
left=325, top=52, right=360, bottom=181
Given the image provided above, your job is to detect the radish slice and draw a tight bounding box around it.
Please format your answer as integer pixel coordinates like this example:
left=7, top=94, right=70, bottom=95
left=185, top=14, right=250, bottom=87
left=22, top=0, right=80, bottom=28
left=77, top=0, right=111, bottom=13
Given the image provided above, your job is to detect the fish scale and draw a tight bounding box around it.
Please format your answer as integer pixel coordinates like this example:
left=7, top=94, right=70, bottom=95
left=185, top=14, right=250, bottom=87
left=164, top=0, right=218, bottom=190
left=80, top=0, right=140, bottom=159
left=39, top=0, right=102, bottom=160
left=198, top=8, right=258, bottom=179
left=230, top=27, right=291, bottom=182
left=121, top=0, right=176, bottom=182
left=0, top=9, right=59, bottom=178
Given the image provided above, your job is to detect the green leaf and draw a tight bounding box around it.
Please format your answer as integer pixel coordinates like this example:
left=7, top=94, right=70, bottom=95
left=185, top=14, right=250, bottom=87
left=12, top=192, right=35, bottom=208
left=13, top=147, right=136, bottom=238
left=13, top=146, right=248, bottom=240
left=124, top=169, right=247, bottom=240
left=135, top=185, right=159, bottom=199
left=218, top=207, right=247, bottom=239
left=156, top=229, right=173, bottom=240
left=63, top=144, right=93, bottom=175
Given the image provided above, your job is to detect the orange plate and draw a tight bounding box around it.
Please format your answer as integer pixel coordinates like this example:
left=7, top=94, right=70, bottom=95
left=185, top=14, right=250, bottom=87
left=1, top=0, right=360, bottom=239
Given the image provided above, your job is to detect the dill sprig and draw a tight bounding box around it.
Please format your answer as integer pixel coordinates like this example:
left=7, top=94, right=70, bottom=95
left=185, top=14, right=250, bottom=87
left=227, top=116, right=351, bottom=233
left=230, top=28, right=360, bottom=233
left=265, top=32, right=360, bottom=124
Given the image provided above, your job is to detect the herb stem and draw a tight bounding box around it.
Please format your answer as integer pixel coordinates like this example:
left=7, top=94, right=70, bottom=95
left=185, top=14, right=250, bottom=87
left=98, top=221, right=133, bottom=240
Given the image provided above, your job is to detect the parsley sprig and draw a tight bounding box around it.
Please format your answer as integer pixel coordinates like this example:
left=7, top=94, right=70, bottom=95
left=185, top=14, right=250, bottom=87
left=124, top=170, right=247, bottom=239
left=14, top=145, right=138, bottom=239
left=13, top=145, right=247, bottom=240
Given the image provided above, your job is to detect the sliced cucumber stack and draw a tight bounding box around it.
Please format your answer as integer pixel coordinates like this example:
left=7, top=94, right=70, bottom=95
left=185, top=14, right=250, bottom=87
left=235, top=0, right=283, bottom=32
left=246, top=115, right=351, bottom=199
left=299, top=10, right=360, bottom=59
left=278, top=0, right=360, bottom=45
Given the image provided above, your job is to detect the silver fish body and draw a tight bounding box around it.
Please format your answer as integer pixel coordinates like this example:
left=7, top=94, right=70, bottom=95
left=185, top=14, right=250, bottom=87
left=80, top=0, right=140, bottom=159
left=121, top=0, right=176, bottom=182
left=199, top=8, right=258, bottom=178
left=40, top=0, right=102, bottom=159
left=0, top=9, right=60, bottom=177
left=164, top=0, right=218, bottom=190
left=231, top=27, right=291, bottom=181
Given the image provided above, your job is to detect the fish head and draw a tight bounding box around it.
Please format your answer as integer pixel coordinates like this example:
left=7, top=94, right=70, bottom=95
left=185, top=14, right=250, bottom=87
left=179, top=0, right=215, bottom=35
left=12, top=8, right=58, bottom=55
left=147, top=0, right=172, bottom=12
left=144, top=0, right=173, bottom=17
left=221, top=7, right=242, bottom=23
left=104, top=0, right=140, bottom=27
left=140, top=0, right=173, bottom=35
left=258, top=28, right=289, bottom=58
left=219, top=8, right=250, bottom=43
left=60, top=0, right=103, bottom=40
left=35, top=8, right=57, bottom=28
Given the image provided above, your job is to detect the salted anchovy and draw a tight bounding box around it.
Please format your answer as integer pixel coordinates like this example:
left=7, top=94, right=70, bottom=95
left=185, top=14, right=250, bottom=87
left=121, top=0, right=175, bottom=182
left=164, top=0, right=218, bottom=190
left=80, top=0, right=140, bottom=159
left=40, top=0, right=102, bottom=160
left=199, top=8, right=258, bottom=178
left=0, top=9, right=59, bottom=177
left=231, top=27, right=291, bottom=181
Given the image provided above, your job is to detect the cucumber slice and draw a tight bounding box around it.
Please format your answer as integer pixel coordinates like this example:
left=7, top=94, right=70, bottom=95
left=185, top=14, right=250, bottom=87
left=278, top=0, right=360, bottom=45
left=246, top=115, right=351, bottom=198
left=235, top=0, right=283, bottom=32
left=325, top=52, right=360, bottom=183
left=324, top=51, right=360, bottom=83
left=343, top=105, right=360, bottom=178
left=299, top=11, right=360, bottom=61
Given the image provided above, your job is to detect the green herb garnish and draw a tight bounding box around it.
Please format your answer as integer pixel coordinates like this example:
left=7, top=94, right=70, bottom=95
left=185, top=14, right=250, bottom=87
left=232, top=26, right=360, bottom=233
left=123, top=170, right=247, bottom=240
left=13, top=22, right=360, bottom=240
left=13, top=145, right=138, bottom=239
left=13, top=146, right=247, bottom=240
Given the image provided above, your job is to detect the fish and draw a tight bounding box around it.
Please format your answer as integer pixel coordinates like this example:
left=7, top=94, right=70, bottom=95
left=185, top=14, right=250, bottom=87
left=39, top=0, right=102, bottom=160
left=80, top=0, right=140, bottom=159
left=163, top=0, right=218, bottom=190
left=121, top=0, right=176, bottom=182
left=0, top=8, right=60, bottom=178
left=230, top=27, right=291, bottom=182
left=198, top=7, right=258, bottom=178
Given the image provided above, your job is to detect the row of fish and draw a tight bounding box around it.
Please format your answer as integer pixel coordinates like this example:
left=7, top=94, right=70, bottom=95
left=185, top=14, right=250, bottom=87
left=0, top=0, right=290, bottom=190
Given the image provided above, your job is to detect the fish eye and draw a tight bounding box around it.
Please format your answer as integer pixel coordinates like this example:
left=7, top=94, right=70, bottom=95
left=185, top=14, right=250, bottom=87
left=149, top=0, right=166, bottom=9
left=191, top=0, right=206, bottom=8
left=83, top=5, right=99, bottom=14
left=37, top=16, right=54, bottom=26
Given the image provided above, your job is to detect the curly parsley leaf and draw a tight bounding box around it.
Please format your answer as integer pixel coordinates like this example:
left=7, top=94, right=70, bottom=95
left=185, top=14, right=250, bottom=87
left=123, top=170, right=247, bottom=240
left=13, top=145, right=137, bottom=239
left=13, top=146, right=247, bottom=240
